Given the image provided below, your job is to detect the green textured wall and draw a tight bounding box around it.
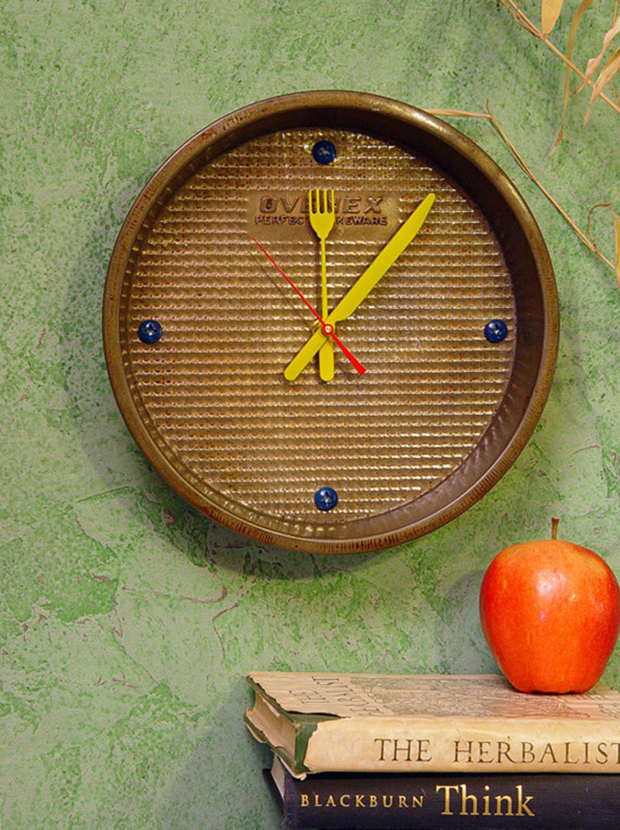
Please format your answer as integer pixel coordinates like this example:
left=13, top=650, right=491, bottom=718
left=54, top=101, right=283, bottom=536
left=1, top=1, right=619, bottom=827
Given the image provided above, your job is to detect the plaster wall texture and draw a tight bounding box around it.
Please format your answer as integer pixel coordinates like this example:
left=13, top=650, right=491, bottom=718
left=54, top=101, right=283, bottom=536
left=1, top=1, right=618, bottom=827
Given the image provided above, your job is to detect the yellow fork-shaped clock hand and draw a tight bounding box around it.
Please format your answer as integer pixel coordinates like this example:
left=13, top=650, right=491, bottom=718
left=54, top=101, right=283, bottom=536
left=284, top=192, right=435, bottom=381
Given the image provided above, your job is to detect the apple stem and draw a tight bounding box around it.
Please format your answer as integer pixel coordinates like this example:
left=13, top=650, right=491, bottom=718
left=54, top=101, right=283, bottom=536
left=551, top=517, right=559, bottom=540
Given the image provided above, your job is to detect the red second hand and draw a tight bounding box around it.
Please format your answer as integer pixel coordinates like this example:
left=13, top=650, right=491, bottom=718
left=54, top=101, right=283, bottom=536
left=253, top=238, right=366, bottom=375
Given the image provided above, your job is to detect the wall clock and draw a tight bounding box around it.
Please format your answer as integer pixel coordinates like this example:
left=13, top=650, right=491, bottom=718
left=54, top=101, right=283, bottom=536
left=103, top=91, right=558, bottom=554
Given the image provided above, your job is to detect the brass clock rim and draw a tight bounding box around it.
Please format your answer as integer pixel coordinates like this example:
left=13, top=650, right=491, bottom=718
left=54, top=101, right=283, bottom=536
left=103, top=90, right=559, bottom=554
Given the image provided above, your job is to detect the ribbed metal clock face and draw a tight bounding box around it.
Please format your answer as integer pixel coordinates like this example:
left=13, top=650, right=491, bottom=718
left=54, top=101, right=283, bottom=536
left=104, top=92, right=558, bottom=554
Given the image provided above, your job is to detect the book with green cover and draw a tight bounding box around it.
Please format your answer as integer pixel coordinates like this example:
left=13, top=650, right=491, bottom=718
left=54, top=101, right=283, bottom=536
left=245, top=672, right=620, bottom=778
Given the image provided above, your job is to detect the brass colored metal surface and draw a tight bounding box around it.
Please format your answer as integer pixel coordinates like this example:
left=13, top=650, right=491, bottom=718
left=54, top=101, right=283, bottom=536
left=103, top=91, right=558, bottom=554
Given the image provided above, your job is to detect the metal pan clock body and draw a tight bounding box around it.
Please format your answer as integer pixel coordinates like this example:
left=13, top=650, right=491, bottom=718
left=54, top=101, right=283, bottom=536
left=103, top=91, right=559, bottom=554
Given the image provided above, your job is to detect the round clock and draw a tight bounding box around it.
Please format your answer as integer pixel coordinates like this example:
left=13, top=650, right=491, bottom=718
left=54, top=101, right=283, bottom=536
left=103, top=91, right=558, bottom=554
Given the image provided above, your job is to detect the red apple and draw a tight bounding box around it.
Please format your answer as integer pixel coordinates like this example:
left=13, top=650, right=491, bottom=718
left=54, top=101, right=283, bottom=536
left=479, top=524, right=620, bottom=693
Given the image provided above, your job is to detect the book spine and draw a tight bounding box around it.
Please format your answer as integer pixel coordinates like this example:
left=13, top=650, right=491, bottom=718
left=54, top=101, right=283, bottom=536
left=300, top=717, right=620, bottom=775
left=275, top=770, right=620, bottom=829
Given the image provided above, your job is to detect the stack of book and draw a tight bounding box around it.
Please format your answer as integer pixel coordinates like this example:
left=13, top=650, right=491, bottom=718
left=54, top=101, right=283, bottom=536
left=245, top=671, right=620, bottom=829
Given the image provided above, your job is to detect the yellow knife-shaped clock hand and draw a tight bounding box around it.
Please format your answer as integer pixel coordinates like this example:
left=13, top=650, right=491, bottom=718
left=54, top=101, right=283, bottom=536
left=284, top=192, right=435, bottom=382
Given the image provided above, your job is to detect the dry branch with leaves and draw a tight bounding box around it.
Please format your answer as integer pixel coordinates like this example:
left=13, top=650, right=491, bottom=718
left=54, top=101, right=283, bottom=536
left=500, top=0, right=619, bottom=284
left=433, top=1, right=619, bottom=286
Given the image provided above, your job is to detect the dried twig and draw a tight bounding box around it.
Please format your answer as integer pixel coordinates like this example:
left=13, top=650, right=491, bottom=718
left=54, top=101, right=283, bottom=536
left=588, top=204, right=620, bottom=286
left=426, top=105, right=618, bottom=281
left=454, top=1, right=620, bottom=286
left=551, top=0, right=595, bottom=153
left=498, top=0, right=620, bottom=117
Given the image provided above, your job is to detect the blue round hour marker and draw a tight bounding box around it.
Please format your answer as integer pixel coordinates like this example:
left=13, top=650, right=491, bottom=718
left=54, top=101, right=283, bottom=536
left=312, top=140, right=337, bottom=165
left=138, top=319, right=162, bottom=344
left=484, top=319, right=508, bottom=343
left=315, top=486, right=339, bottom=511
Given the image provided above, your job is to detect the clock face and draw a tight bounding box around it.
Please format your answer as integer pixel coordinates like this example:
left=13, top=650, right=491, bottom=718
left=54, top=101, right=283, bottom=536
left=103, top=91, right=558, bottom=554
